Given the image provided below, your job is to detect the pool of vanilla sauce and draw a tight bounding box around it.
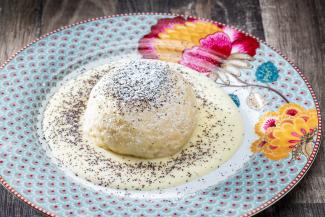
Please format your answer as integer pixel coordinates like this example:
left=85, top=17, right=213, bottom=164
left=42, top=61, right=245, bottom=190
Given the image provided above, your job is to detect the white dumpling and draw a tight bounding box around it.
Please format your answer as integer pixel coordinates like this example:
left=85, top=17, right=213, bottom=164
left=82, top=59, right=197, bottom=158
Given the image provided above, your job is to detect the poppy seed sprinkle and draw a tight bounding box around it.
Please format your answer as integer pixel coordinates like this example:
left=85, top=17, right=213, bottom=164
left=42, top=59, right=244, bottom=191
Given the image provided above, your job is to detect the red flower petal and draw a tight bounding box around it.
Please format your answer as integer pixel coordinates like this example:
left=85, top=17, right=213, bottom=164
left=147, top=16, right=193, bottom=38
left=258, top=140, right=267, bottom=148
left=269, top=145, right=278, bottom=150
left=222, top=26, right=259, bottom=56
left=221, top=26, right=245, bottom=43
left=286, top=109, right=298, bottom=116
left=138, top=16, right=196, bottom=59
left=231, top=35, right=260, bottom=56
left=199, top=32, right=232, bottom=58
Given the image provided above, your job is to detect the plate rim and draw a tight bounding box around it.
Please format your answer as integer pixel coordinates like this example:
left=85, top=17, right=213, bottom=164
left=0, top=12, right=322, bottom=217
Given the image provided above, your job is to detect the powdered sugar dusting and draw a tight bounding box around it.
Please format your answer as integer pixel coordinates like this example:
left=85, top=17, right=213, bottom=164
left=93, top=59, right=180, bottom=112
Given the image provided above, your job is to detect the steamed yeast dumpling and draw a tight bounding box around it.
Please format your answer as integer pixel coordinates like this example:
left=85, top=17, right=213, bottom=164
left=83, top=59, right=197, bottom=158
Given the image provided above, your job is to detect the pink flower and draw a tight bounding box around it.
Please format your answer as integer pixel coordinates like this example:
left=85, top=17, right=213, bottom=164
left=138, top=16, right=259, bottom=74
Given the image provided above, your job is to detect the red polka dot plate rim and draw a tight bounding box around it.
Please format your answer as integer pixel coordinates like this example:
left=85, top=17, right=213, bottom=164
left=0, top=13, right=322, bottom=217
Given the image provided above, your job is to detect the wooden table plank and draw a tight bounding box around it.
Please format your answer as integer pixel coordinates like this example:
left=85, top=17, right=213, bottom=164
left=0, top=0, right=42, bottom=61
left=0, top=0, right=323, bottom=216
left=261, top=201, right=325, bottom=217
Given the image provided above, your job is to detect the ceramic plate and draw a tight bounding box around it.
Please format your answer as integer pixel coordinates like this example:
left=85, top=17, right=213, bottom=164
left=0, top=13, right=322, bottom=217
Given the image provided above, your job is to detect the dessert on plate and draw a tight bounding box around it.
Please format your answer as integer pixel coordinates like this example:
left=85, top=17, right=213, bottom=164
left=43, top=58, right=244, bottom=190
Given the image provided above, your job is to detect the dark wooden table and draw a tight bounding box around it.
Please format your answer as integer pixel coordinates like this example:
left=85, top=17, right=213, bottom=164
left=0, top=0, right=324, bottom=216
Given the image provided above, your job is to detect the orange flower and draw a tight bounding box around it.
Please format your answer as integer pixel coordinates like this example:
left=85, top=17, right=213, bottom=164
left=251, top=103, right=318, bottom=161
left=270, top=114, right=317, bottom=150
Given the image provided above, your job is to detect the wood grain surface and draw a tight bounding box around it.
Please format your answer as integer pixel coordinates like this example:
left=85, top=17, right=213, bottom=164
left=0, top=0, right=324, bottom=216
